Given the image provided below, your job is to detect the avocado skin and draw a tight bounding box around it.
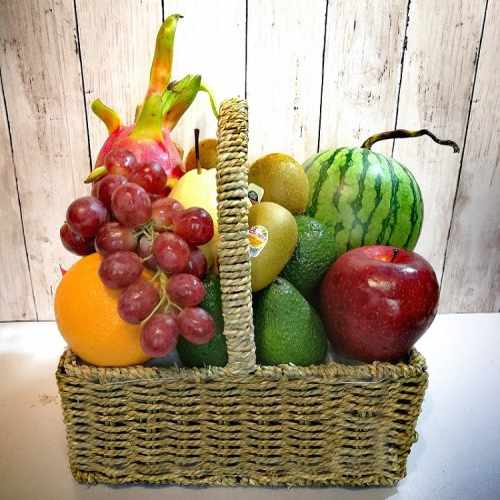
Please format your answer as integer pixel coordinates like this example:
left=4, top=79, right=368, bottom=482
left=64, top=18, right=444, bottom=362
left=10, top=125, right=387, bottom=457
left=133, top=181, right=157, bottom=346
left=254, top=277, right=327, bottom=366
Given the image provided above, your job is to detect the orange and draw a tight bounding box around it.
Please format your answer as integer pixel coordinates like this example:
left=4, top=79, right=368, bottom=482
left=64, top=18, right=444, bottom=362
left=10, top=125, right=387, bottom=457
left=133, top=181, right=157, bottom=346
left=54, top=253, right=151, bottom=367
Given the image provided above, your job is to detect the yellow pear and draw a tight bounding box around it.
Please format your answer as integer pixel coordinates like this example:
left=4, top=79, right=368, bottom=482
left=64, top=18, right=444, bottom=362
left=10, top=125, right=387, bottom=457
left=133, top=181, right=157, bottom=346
left=169, top=168, right=218, bottom=268
left=185, top=138, right=218, bottom=171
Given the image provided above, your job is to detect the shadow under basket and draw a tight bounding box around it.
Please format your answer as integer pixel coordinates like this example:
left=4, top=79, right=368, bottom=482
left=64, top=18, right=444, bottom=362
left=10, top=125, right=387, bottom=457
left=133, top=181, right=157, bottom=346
left=56, top=98, right=428, bottom=488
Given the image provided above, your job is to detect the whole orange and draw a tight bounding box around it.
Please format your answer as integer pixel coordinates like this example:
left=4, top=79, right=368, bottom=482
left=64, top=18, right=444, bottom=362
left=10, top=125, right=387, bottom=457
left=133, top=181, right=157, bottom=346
left=54, top=253, right=151, bottom=367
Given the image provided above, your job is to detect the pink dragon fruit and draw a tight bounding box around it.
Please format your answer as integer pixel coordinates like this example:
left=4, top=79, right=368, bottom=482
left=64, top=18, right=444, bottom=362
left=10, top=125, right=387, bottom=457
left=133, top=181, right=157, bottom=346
left=87, top=14, right=214, bottom=192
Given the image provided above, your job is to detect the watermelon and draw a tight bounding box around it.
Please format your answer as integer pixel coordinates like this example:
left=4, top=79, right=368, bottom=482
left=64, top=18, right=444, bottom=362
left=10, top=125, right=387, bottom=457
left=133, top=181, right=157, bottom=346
left=305, top=129, right=460, bottom=258
left=306, top=147, right=423, bottom=255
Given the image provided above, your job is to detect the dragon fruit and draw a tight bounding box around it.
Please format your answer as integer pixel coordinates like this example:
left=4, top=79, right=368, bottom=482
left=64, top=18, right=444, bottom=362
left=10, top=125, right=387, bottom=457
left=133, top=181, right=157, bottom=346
left=87, top=14, right=214, bottom=191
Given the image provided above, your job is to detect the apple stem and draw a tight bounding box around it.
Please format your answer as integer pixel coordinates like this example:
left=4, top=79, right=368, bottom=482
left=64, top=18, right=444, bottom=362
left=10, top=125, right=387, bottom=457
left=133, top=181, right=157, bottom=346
left=194, top=128, right=201, bottom=175
left=391, top=247, right=400, bottom=262
left=361, top=129, right=460, bottom=153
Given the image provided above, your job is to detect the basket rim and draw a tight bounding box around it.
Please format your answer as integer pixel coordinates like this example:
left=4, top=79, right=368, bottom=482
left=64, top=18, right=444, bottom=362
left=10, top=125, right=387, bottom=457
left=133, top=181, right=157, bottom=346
left=56, top=348, right=427, bottom=384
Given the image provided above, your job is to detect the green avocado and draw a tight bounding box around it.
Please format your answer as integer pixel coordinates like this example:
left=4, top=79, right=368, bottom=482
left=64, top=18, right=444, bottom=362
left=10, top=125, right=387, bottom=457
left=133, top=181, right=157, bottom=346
left=254, top=277, right=327, bottom=366
left=280, top=215, right=337, bottom=300
left=177, top=274, right=227, bottom=367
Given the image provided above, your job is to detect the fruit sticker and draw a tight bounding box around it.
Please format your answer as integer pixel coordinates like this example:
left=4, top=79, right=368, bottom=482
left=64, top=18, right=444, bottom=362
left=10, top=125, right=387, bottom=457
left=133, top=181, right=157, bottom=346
left=248, top=183, right=264, bottom=205
left=248, top=225, right=268, bottom=258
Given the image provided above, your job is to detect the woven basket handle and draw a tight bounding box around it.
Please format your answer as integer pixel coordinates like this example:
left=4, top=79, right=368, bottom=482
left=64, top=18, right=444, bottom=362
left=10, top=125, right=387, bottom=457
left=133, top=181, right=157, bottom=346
left=215, top=98, right=256, bottom=373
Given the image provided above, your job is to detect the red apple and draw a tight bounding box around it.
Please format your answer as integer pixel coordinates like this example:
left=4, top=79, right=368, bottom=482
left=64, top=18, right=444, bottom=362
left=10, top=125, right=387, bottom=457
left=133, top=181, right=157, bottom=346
left=320, top=245, right=439, bottom=362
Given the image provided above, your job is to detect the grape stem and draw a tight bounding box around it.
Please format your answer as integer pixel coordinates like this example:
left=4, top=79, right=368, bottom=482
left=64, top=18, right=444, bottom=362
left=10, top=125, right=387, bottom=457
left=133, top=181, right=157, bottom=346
left=141, top=293, right=168, bottom=326
left=168, top=301, right=183, bottom=313
left=135, top=221, right=155, bottom=240
left=141, top=270, right=169, bottom=325
left=150, top=269, right=162, bottom=282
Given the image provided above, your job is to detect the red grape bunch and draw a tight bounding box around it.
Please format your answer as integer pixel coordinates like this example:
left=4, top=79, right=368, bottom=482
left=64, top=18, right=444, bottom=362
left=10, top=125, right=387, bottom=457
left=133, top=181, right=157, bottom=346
left=60, top=147, right=216, bottom=358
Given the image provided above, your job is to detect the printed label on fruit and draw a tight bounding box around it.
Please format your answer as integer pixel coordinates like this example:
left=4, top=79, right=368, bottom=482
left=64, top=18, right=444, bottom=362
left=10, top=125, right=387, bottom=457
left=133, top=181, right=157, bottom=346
left=248, top=183, right=264, bottom=204
left=248, top=225, right=268, bottom=258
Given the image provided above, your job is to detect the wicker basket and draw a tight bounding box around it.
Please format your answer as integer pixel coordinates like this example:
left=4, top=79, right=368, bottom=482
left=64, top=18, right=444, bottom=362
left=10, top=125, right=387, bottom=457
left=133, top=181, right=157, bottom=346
left=56, top=98, right=428, bottom=487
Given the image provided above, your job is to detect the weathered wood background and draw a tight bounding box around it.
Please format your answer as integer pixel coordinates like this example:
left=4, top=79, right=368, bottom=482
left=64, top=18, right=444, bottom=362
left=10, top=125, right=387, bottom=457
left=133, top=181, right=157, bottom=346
left=0, top=0, right=498, bottom=320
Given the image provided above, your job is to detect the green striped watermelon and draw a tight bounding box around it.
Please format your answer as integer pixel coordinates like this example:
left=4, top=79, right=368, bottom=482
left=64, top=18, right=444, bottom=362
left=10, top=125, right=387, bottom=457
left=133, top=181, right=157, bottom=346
left=305, top=147, right=424, bottom=257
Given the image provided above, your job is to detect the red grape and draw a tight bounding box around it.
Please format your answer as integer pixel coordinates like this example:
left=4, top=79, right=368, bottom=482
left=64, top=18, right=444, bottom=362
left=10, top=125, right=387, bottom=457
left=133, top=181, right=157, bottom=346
left=66, top=196, right=108, bottom=238
left=151, top=197, right=183, bottom=231
left=148, top=190, right=170, bottom=204
left=95, top=222, right=137, bottom=256
left=94, top=174, right=127, bottom=210
left=111, top=183, right=152, bottom=228
left=91, top=181, right=98, bottom=197
left=129, top=161, right=167, bottom=195
left=166, top=273, right=205, bottom=307
left=137, top=236, right=158, bottom=271
left=104, top=148, right=137, bottom=177
left=177, top=307, right=215, bottom=345
left=98, top=251, right=143, bottom=289
left=152, top=232, right=190, bottom=274
left=118, top=279, right=160, bottom=324
left=173, top=207, right=214, bottom=246
left=184, top=248, right=207, bottom=279
left=60, top=223, right=95, bottom=256
left=140, top=313, right=179, bottom=357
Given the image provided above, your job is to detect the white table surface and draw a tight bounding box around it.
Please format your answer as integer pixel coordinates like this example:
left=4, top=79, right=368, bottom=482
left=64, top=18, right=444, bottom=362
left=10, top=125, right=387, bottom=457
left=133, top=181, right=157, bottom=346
left=1, top=314, right=499, bottom=500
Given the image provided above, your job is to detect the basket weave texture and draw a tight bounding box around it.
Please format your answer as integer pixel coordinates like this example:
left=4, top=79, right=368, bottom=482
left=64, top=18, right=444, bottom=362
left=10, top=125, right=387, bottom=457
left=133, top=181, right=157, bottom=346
left=56, top=98, right=428, bottom=487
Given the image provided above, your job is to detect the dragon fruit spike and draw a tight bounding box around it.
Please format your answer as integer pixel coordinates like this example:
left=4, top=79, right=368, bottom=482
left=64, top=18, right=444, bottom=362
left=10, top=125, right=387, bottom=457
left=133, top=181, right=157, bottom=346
left=91, top=99, right=121, bottom=134
left=162, top=74, right=201, bottom=130
left=86, top=13, right=218, bottom=187
left=147, top=13, right=183, bottom=98
left=130, top=94, right=164, bottom=142
left=91, top=13, right=184, bottom=139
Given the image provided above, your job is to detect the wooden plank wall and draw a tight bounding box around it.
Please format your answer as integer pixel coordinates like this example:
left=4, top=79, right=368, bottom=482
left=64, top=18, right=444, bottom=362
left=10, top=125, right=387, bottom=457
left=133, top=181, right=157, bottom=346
left=0, top=0, right=90, bottom=320
left=246, top=0, right=325, bottom=161
left=167, top=0, right=246, bottom=154
left=319, top=0, right=408, bottom=157
left=0, top=0, right=497, bottom=320
left=394, top=0, right=486, bottom=283
left=75, top=0, right=163, bottom=166
left=440, top=0, right=500, bottom=313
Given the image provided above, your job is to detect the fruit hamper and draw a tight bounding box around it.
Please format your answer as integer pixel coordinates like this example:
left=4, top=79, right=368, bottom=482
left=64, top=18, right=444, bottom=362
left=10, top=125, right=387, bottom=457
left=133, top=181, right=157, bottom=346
left=56, top=98, right=428, bottom=487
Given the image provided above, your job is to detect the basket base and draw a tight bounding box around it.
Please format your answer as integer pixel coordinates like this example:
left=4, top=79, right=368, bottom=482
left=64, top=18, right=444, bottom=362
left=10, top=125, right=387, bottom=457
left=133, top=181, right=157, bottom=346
left=57, top=349, right=426, bottom=489
left=71, top=467, right=403, bottom=488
